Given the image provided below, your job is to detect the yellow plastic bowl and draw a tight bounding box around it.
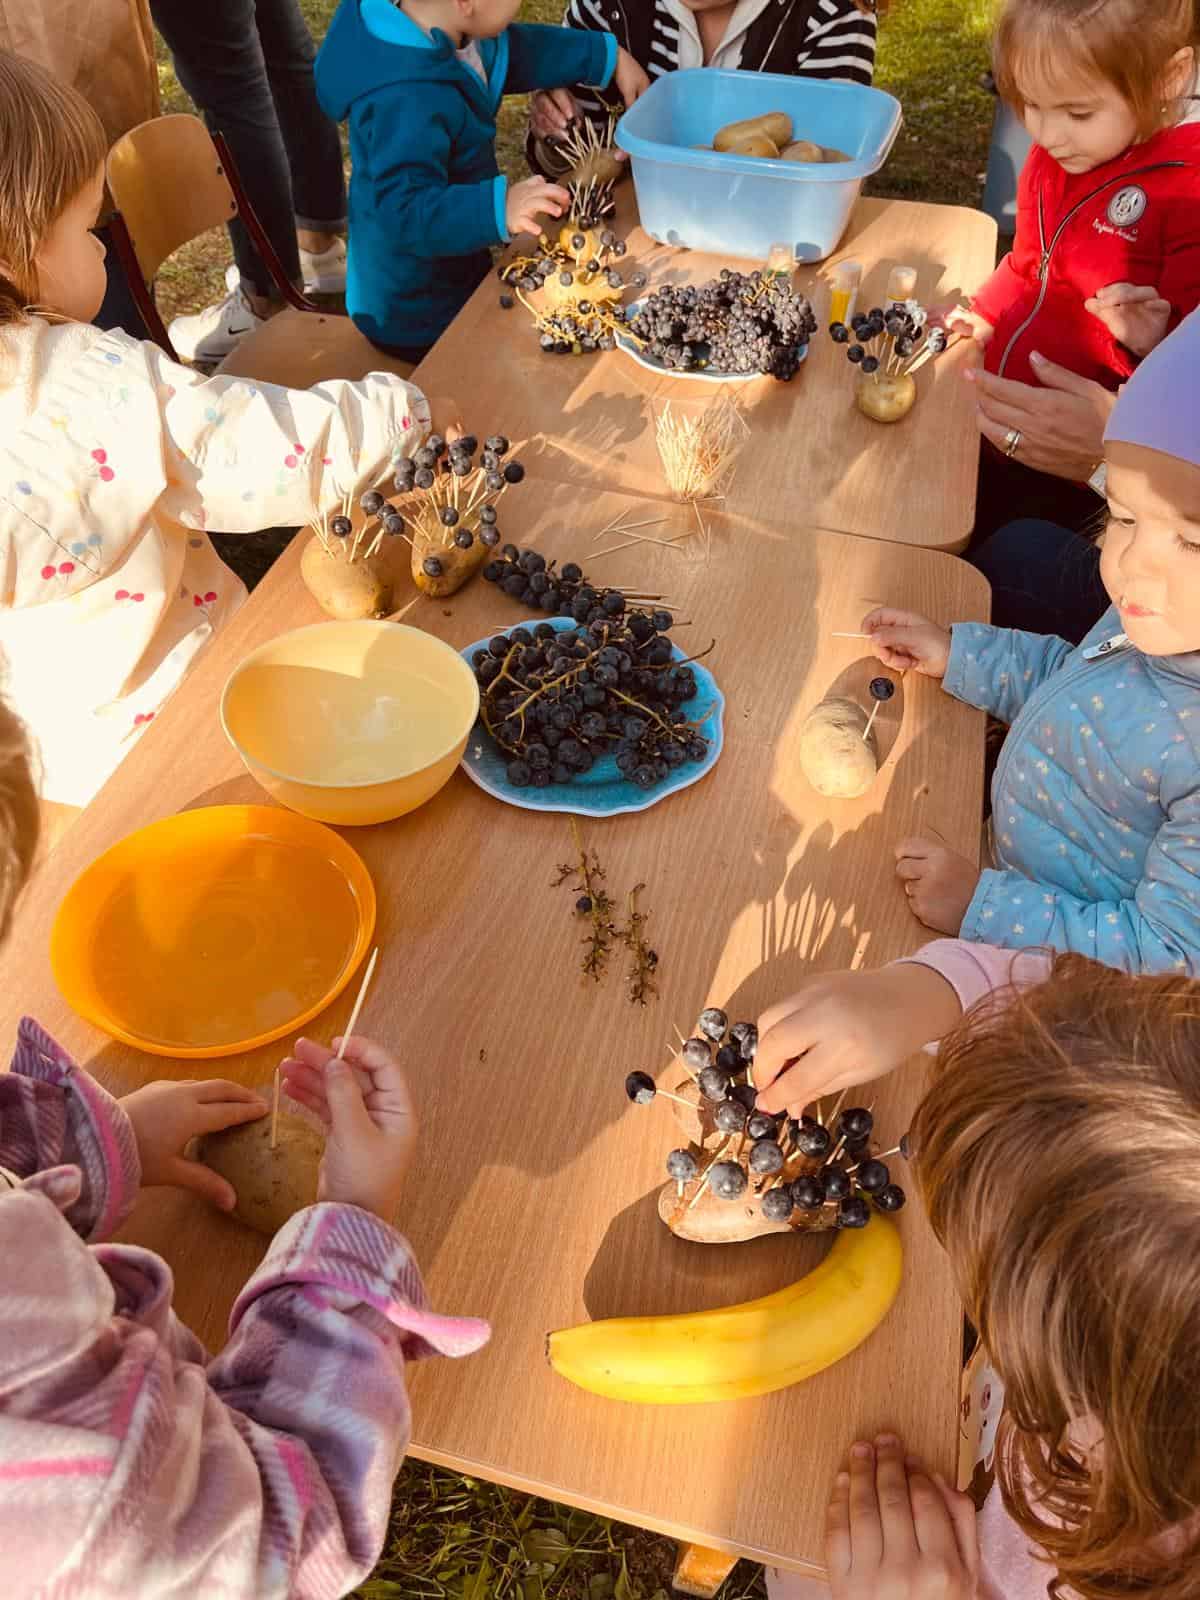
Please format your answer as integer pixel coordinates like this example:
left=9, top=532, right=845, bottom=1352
left=221, top=621, right=480, bottom=826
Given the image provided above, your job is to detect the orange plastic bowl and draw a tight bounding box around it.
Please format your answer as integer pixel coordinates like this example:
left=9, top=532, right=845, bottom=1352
left=50, top=805, right=376, bottom=1058
left=220, top=620, right=480, bottom=826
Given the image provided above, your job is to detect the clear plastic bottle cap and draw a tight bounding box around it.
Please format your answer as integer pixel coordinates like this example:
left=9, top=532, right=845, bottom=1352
left=885, top=264, right=918, bottom=304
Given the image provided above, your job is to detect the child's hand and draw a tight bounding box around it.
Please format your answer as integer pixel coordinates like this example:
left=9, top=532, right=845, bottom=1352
left=827, top=1436, right=980, bottom=1600
left=754, top=966, right=964, bottom=1118
left=896, top=836, right=980, bottom=935
left=281, top=1035, right=416, bottom=1222
left=944, top=307, right=993, bottom=347
left=506, top=176, right=570, bottom=239
left=862, top=608, right=952, bottom=677
left=530, top=87, right=580, bottom=141
left=122, top=1079, right=267, bottom=1211
left=614, top=48, right=650, bottom=109
left=1086, top=282, right=1171, bottom=358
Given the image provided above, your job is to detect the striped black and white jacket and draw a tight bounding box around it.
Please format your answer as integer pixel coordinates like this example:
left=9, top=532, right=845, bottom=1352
left=528, top=0, right=878, bottom=173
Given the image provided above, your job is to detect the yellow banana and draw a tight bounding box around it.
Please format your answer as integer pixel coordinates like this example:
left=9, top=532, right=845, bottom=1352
left=547, top=1217, right=902, bottom=1405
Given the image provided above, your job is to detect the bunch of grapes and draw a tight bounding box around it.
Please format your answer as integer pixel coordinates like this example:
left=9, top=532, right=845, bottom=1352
left=627, top=1005, right=906, bottom=1230
left=483, top=545, right=646, bottom=622
left=471, top=613, right=709, bottom=792
left=628, top=269, right=817, bottom=380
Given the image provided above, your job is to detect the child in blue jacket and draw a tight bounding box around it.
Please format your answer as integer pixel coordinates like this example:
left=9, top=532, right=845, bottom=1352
left=315, top=0, right=647, bottom=358
left=858, top=307, right=1200, bottom=976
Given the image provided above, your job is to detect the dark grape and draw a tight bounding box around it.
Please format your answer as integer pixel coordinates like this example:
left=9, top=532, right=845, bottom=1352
left=708, top=1161, right=748, bottom=1201
left=761, top=1186, right=794, bottom=1221
left=856, top=1159, right=890, bottom=1194
left=667, top=1149, right=698, bottom=1182
left=624, top=1071, right=656, bottom=1105
left=698, top=1007, right=728, bottom=1041
left=839, top=1108, right=874, bottom=1143
left=791, top=1174, right=826, bottom=1212
left=822, top=1164, right=851, bottom=1201
left=875, top=1184, right=907, bottom=1212
left=838, top=1196, right=871, bottom=1230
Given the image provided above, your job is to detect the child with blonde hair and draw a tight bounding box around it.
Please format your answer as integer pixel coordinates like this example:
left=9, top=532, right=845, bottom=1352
left=0, top=49, right=433, bottom=808
left=758, top=943, right=1200, bottom=1600
left=0, top=685, right=489, bottom=1594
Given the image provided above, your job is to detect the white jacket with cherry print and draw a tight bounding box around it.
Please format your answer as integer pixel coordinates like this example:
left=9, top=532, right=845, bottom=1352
left=0, top=319, right=430, bottom=805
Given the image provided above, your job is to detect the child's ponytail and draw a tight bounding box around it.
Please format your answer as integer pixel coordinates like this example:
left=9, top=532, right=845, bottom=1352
left=910, top=955, right=1200, bottom=1600
left=0, top=52, right=107, bottom=327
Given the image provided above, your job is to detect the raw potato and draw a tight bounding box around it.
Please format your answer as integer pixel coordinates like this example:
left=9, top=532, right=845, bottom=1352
left=301, top=534, right=393, bottom=620
left=714, top=111, right=792, bottom=152
left=198, top=1114, right=324, bottom=1236
left=411, top=524, right=490, bottom=597
left=856, top=370, right=918, bottom=424
left=781, top=139, right=824, bottom=163
left=727, top=133, right=780, bottom=160
left=568, top=147, right=625, bottom=188
left=798, top=696, right=878, bottom=798
left=658, top=1173, right=838, bottom=1242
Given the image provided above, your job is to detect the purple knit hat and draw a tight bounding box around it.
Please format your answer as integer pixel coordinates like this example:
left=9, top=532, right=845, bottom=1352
left=1105, top=306, right=1200, bottom=467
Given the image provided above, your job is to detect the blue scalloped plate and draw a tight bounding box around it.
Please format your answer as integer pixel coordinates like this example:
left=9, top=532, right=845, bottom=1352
left=614, top=300, right=809, bottom=383
left=458, top=617, right=724, bottom=816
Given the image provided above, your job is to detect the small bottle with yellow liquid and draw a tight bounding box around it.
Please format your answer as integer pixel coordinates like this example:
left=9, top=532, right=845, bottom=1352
left=828, top=259, right=862, bottom=328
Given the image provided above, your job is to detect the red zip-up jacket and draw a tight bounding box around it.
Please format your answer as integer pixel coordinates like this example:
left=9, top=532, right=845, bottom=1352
left=972, top=121, right=1200, bottom=390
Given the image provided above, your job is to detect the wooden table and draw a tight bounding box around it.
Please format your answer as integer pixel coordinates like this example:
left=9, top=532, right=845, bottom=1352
left=0, top=467, right=989, bottom=1584
left=413, top=191, right=997, bottom=553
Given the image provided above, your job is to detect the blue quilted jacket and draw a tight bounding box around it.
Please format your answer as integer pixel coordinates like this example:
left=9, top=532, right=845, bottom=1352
left=945, top=607, right=1200, bottom=974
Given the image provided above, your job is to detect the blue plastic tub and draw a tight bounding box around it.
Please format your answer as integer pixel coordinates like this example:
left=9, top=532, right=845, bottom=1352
left=615, top=69, right=902, bottom=263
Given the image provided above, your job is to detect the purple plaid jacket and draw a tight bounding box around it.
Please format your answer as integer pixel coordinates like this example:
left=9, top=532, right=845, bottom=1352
left=0, top=1017, right=490, bottom=1598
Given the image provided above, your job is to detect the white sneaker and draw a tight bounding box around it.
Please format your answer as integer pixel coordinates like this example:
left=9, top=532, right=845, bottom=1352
left=299, top=237, right=347, bottom=295
left=168, top=267, right=263, bottom=362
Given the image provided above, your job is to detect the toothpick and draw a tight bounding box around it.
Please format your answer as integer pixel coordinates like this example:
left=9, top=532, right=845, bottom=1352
left=390, top=594, right=422, bottom=623
left=863, top=698, right=883, bottom=744
left=831, top=631, right=869, bottom=638
left=656, top=1086, right=698, bottom=1110
left=674, top=1024, right=687, bottom=1045
left=335, top=947, right=379, bottom=1060
left=270, top=1066, right=280, bottom=1150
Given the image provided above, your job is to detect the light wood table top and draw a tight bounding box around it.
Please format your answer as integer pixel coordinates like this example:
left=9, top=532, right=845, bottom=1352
left=0, top=478, right=989, bottom=1577
left=413, top=191, right=997, bottom=554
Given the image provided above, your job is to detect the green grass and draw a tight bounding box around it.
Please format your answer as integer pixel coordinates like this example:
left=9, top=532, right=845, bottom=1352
left=153, top=5, right=994, bottom=1592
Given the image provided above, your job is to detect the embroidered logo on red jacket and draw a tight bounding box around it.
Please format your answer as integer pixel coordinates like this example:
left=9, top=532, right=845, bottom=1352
left=1107, top=185, right=1148, bottom=226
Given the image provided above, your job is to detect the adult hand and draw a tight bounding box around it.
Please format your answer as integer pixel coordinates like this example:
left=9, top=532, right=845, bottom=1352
left=827, top=1436, right=980, bottom=1600
left=862, top=608, right=952, bottom=677
left=530, top=87, right=579, bottom=141
left=281, top=1034, right=416, bottom=1222
left=896, top=837, right=981, bottom=935
left=755, top=966, right=964, bottom=1119
left=614, top=48, right=650, bottom=109
left=122, top=1079, right=266, bottom=1211
left=965, top=352, right=1116, bottom=482
left=1086, top=282, right=1171, bottom=359
left=506, top=175, right=570, bottom=239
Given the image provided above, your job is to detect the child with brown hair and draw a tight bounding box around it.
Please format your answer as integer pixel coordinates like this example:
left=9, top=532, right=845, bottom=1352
left=951, top=0, right=1200, bottom=542
left=0, top=48, right=434, bottom=810
left=759, top=941, right=1200, bottom=1599
left=0, top=682, right=490, bottom=1594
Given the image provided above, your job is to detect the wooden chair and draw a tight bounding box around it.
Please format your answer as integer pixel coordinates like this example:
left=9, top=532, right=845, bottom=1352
left=105, top=115, right=413, bottom=386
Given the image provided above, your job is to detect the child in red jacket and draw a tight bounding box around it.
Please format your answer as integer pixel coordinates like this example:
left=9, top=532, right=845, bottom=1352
left=956, top=0, right=1200, bottom=385
left=952, top=0, right=1200, bottom=559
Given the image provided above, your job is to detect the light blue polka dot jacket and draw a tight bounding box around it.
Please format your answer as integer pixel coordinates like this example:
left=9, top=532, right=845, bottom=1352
left=945, top=607, right=1200, bottom=974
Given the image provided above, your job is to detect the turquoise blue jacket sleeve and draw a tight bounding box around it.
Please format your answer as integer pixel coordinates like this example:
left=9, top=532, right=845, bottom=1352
left=502, top=22, right=615, bottom=96
left=943, top=621, right=1074, bottom=725
left=367, top=85, right=505, bottom=257
left=962, top=771, right=1200, bottom=972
